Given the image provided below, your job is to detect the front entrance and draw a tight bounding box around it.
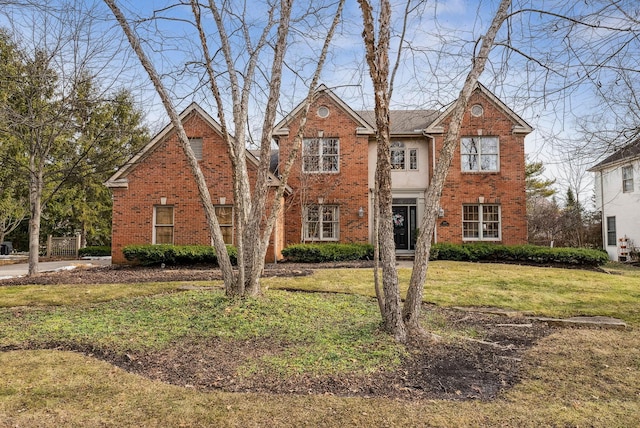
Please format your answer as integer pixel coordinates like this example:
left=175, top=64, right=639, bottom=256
left=392, top=199, right=417, bottom=251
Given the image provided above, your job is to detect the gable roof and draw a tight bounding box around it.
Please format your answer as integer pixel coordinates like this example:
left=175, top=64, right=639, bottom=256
left=105, top=102, right=284, bottom=190
left=424, top=82, right=533, bottom=135
left=588, top=139, right=640, bottom=172
left=272, top=84, right=376, bottom=137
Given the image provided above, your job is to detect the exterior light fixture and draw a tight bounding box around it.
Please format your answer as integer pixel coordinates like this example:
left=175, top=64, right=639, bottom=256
left=438, top=207, right=445, bottom=217
left=358, top=206, right=365, bottom=218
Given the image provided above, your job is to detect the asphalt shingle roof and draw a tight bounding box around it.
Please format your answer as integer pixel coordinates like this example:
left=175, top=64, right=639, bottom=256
left=589, top=139, right=640, bottom=171
left=356, top=110, right=440, bottom=135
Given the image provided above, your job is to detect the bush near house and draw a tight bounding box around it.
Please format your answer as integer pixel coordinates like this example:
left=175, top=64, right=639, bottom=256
left=122, top=244, right=238, bottom=266
left=78, top=246, right=112, bottom=257
left=282, top=243, right=374, bottom=263
left=430, top=243, right=609, bottom=267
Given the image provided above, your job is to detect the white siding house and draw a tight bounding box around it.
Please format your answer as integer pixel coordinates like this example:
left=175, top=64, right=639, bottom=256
left=589, top=141, right=640, bottom=261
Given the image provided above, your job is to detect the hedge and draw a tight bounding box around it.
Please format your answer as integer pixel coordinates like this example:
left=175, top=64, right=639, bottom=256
left=429, top=243, right=609, bottom=267
left=281, top=243, right=374, bottom=263
left=78, top=246, right=111, bottom=257
left=122, top=244, right=237, bottom=266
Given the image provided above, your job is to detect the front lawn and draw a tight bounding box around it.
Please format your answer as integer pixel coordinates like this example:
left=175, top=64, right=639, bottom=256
left=1, top=261, right=639, bottom=427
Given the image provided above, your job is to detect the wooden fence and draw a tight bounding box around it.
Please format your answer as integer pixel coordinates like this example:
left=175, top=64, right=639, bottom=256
left=45, top=234, right=81, bottom=258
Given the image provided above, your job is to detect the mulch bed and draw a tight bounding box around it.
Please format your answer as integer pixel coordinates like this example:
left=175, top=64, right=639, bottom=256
left=1, top=261, right=555, bottom=401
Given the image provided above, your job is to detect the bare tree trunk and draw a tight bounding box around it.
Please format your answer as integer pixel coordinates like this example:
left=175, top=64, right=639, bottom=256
left=104, top=0, right=236, bottom=292
left=108, top=0, right=344, bottom=297
left=358, top=0, right=405, bottom=342
left=403, top=0, right=513, bottom=334
left=27, top=161, right=43, bottom=276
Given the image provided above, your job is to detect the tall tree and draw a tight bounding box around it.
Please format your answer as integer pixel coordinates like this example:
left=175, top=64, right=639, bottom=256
left=526, top=159, right=556, bottom=200
left=403, top=0, right=513, bottom=335
left=357, top=0, right=512, bottom=340
left=0, top=1, right=148, bottom=274
left=48, top=87, right=148, bottom=247
left=105, top=0, right=346, bottom=296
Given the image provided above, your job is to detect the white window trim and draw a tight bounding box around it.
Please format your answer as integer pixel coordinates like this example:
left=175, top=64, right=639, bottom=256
left=391, top=142, right=419, bottom=171
left=461, top=136, right=500, bottom=173
left=303, top=205, right=340, bottom=241
left=462, top=204, right=501, bottom=241
left=391, top=141, right=406, bottom=170
left=409, top=148, right=419, bottom=171
left=302, top=137, right=340, bottom=173
left=622, top=165, right=634, bottom=193
left=153, top=205, right=174, bottom=244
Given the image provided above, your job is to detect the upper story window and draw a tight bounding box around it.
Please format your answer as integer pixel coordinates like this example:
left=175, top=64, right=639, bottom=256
left=189, top=138, right=203, bottom=161
left=391, top=141, right=418, bottom=170
left=622, top=165, right=634, bottom=192
left=303, top=137, right=339, bottom=172
left=461, top=136, right=499, bottom=172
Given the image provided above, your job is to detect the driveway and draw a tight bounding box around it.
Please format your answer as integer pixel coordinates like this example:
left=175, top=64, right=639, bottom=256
left=0, top=257, right=111, bottom=279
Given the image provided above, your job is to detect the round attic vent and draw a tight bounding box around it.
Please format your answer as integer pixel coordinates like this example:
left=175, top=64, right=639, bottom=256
left=470, top=104, right=484, bottom=117
left=317, top=105, right=330, bottom=118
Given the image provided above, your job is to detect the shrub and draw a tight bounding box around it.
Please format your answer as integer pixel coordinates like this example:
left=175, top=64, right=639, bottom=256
left=282, top=243, right=374, bottom=263
left=429, top=243, right=609, bottom=267
left=78, top=246, right=111, bottom=257
left=122, top=244, right=237, bottom=266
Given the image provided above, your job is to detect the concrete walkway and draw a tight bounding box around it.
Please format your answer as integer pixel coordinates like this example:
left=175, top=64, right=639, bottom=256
left=0, top=257, right=111, bottom=279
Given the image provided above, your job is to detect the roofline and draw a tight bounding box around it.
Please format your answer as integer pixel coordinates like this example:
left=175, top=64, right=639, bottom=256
left=423, top=82, right=533, bottom=135
left=104, top=102, right=284, bottom=189
left=273, top=84, right=376, bottom=137
left=588, top=153, right=640, bottom=172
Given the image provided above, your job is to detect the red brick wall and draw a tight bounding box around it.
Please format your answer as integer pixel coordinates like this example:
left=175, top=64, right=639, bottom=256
left=111, top=111, right=283, bottom=263
left=277, top=94, right=370, bottom=246
left=433, top=90, right=528, bottom=245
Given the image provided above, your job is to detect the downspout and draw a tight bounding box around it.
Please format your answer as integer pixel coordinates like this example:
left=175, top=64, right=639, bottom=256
left=425, top=133, right=438, bottom=243
left=600, top=170, right=606, bottom=252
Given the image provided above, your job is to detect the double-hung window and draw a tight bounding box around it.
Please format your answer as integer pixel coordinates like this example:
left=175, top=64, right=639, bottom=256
left=622, top=165, right=634, bottom=192
left=463, top=204, right=500, bottom=240
left=461, top=137, right=499, bottom=172
left=303, top=137, right=339, bottom=172
left=391, top=142, right=418, bottom=170
left=215, top=206, right=233, bottom=244
left=154, top=206, right=174, bottom=244
left=606, top=216, right=616, bottom=246
left=304, top=205, right=339, bottom=241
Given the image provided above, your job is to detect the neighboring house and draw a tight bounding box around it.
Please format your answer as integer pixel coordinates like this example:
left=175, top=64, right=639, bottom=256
left=106, top=83, right=532, bottom=263
left=589, top=140, right=640, bottom=261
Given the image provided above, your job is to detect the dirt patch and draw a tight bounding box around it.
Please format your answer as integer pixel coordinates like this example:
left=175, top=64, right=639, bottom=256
left=108, top=308, right=551, bottom=401
left=1, top=262, right=554, bottom=401
left=0, top=261, right=376, bottom=286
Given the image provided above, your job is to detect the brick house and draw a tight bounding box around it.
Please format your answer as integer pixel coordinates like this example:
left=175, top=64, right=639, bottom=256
left=273, top=83, right=531, bottom=253
left=106, top=83, right=531, bottom=263
left=104, top=103, right=287, bottom=264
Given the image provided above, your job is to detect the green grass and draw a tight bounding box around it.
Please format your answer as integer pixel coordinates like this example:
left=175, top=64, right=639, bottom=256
left=1, top=261, right=640, bottom=426
left=266, top=261, right=640, bottom=325
left=0, top=281, right=199, bottom=308
left=0, top=289, right=404, bottom=376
